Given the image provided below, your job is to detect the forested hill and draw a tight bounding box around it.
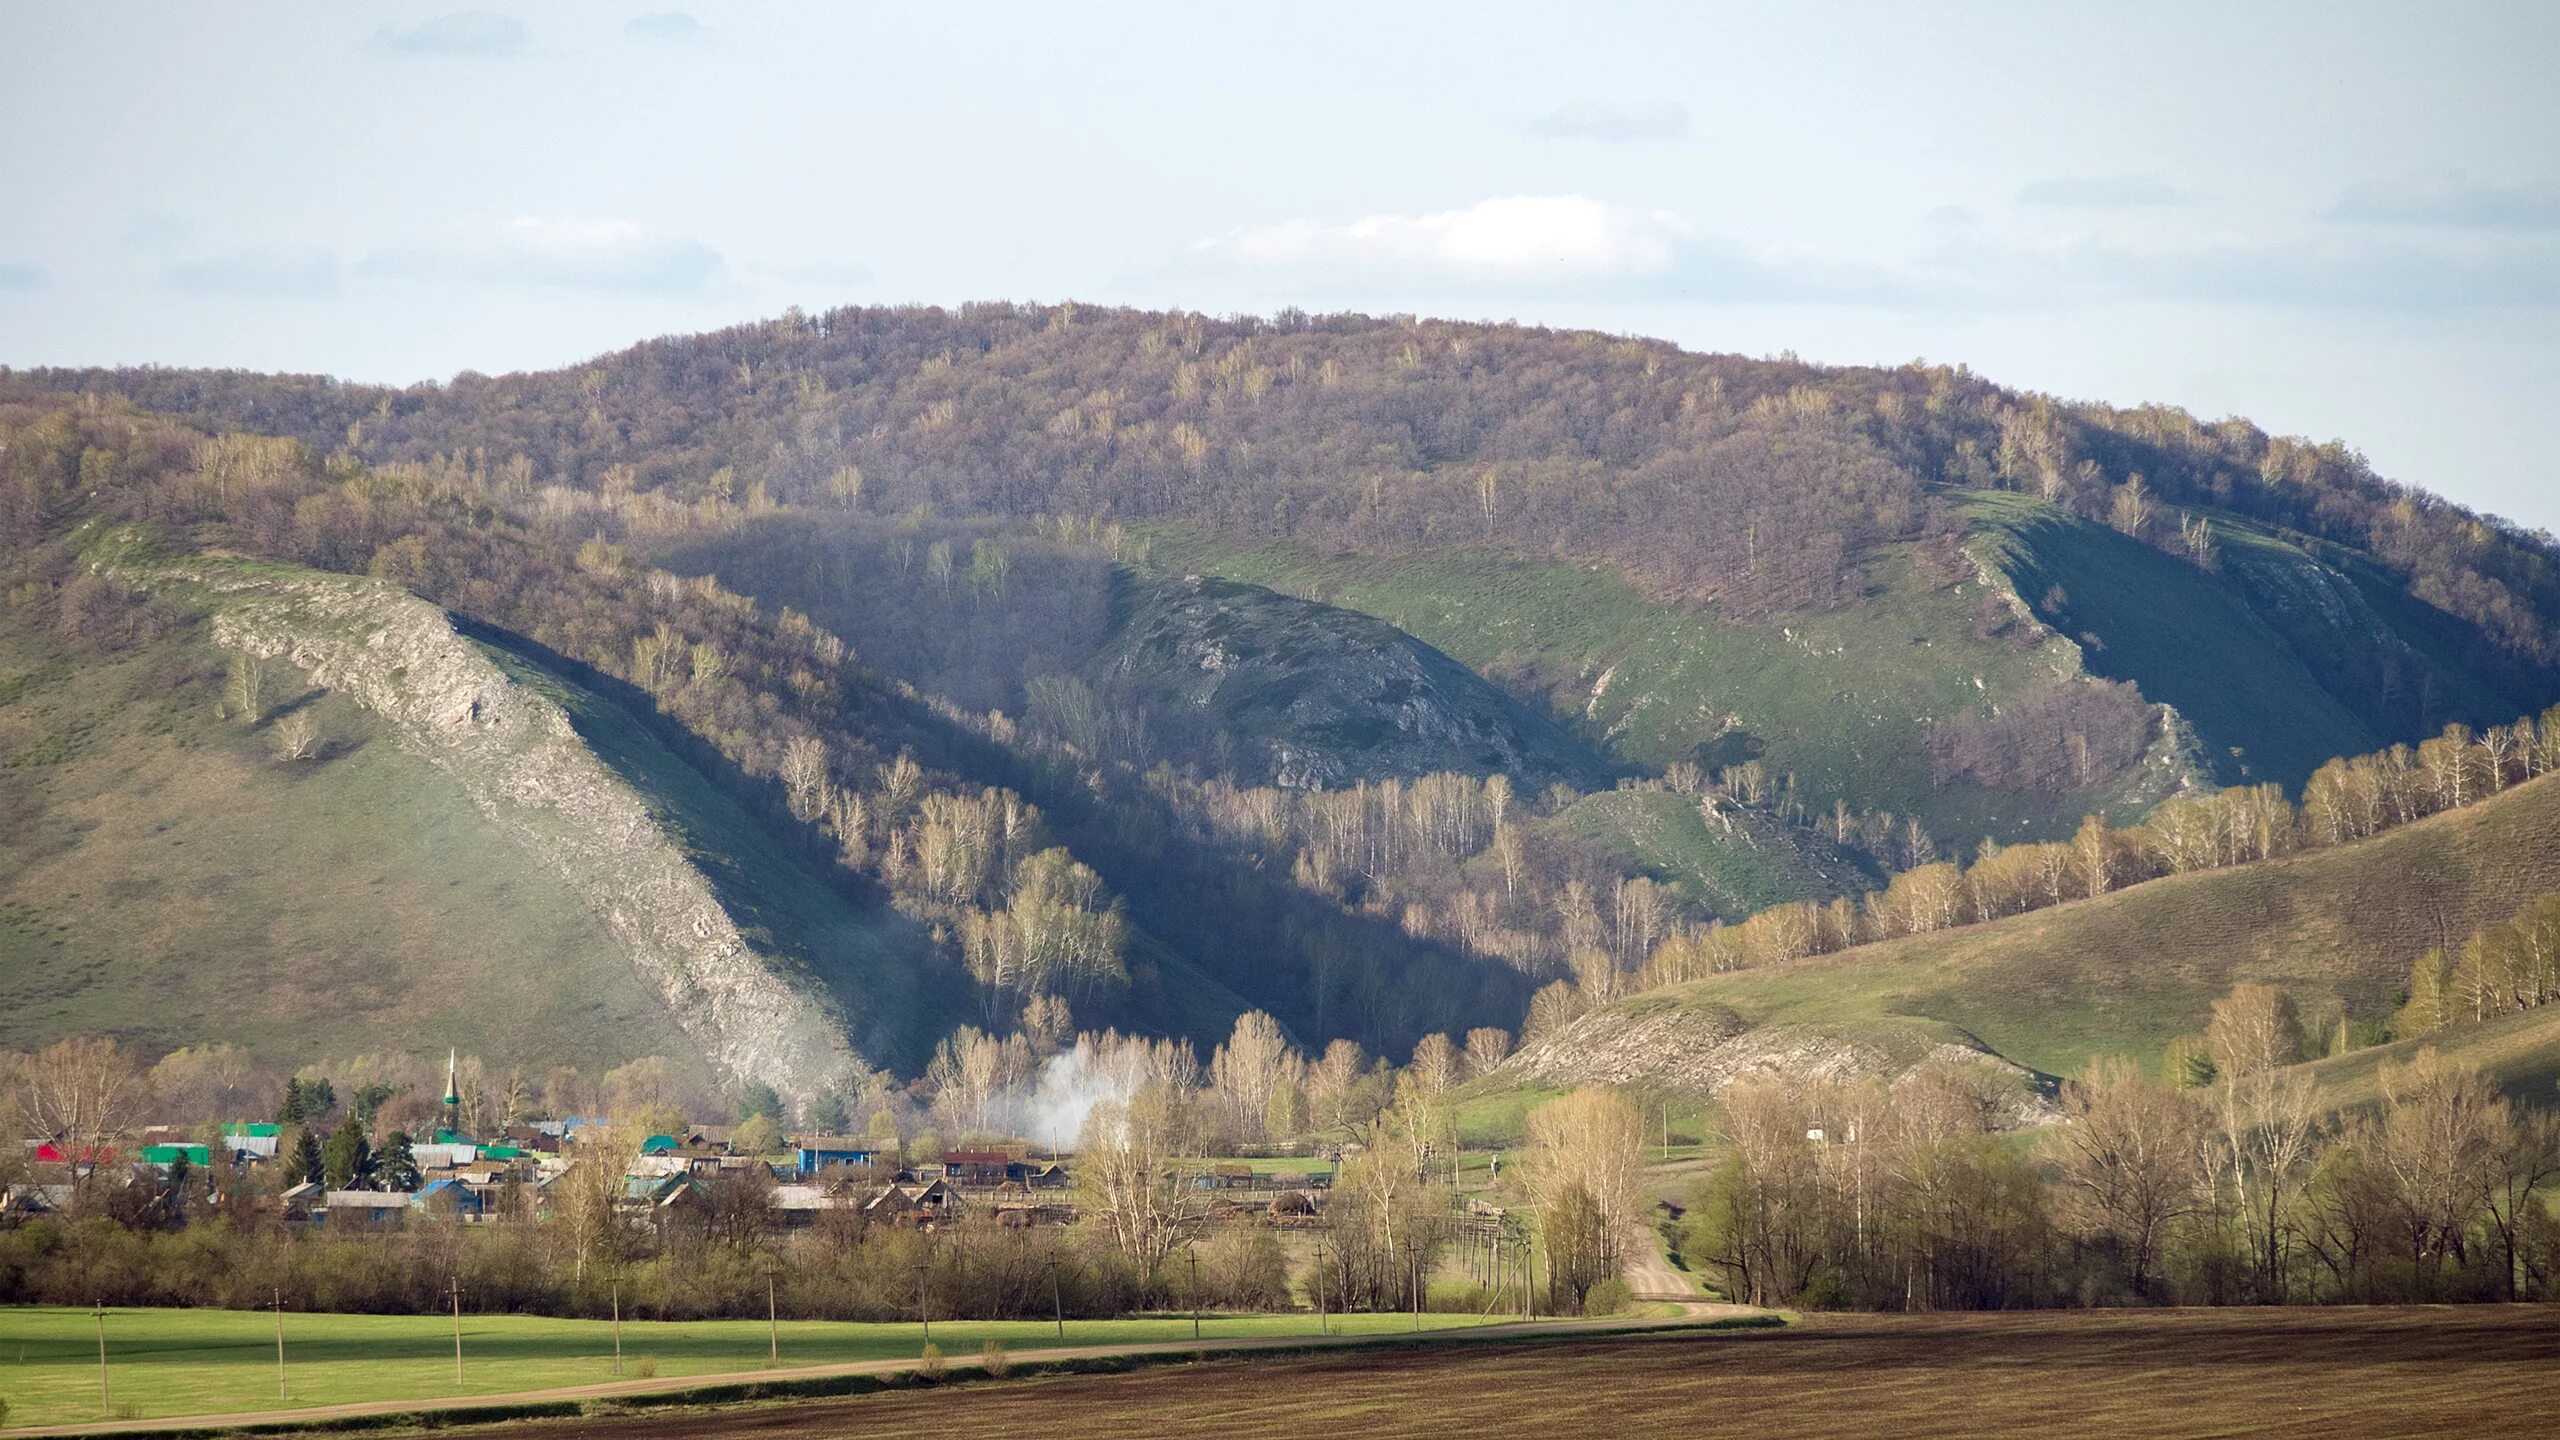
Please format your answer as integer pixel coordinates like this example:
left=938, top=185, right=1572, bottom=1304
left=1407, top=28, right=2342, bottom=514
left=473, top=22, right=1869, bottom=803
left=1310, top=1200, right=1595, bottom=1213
left=16, top=303, right=2557, bottom=664
left=17, top=306, right=2560, bottom=838
left=5, top=304, right=2560, bottom=1091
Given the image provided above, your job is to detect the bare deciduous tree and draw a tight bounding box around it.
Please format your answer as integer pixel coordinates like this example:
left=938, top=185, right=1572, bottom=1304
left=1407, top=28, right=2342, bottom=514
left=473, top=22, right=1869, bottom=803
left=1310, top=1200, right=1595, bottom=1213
left=11, top=1038, right=151, bottom=1198
left=2052, top=1055, right=2201, bottom=1296
left=273, top=711, right=318, bottom=761
left=227, top=652, right=266, bottom=726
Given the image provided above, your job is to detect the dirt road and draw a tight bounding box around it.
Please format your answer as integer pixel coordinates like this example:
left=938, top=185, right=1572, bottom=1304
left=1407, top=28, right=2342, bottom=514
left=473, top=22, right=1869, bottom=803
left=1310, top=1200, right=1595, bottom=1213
left=1621, top=1225, right=1753, bottom=1319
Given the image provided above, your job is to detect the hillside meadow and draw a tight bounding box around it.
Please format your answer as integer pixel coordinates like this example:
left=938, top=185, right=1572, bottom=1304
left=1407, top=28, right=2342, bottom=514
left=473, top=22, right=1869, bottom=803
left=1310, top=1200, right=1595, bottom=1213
left=0, top=620, right=700, bottom=1076
left=1635, top=770, right=2560, bottom=1082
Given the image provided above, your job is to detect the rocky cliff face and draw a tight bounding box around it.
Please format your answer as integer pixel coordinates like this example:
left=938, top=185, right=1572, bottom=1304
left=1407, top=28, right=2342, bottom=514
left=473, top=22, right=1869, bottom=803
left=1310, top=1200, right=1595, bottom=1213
left=161, top=557, right=867, bottom=1102
left=1097, top=574, right=1608, bottom=790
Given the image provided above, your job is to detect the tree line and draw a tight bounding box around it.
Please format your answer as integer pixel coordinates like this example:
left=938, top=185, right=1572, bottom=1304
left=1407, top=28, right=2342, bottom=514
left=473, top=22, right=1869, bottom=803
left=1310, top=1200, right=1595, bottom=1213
left=1688, top=989, right=2560, bottom=1309
left=2, top=1023, right=1651, bottom=1324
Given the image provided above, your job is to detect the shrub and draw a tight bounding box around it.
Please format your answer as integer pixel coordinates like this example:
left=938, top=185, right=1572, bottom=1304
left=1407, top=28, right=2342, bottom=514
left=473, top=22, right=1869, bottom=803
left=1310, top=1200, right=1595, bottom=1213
left=635, top=1355, right=656, bottom=1378
left=980, top=1339, right=1011, bottom=1378
left=1582, top=1277, right=1633, bottom=1316
left=916, top=1341, right=944, bottom=1382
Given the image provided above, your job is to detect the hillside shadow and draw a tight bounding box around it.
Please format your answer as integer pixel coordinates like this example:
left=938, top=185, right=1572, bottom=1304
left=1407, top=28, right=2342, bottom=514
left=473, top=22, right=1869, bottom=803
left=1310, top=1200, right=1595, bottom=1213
left=449, top=619, right=970, bottom=1074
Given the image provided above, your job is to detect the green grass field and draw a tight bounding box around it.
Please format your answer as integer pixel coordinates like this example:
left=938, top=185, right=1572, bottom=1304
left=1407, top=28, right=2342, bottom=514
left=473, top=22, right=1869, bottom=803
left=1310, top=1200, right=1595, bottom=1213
left=0, top=1306, right=1496, bottom=1427
left=2303, top=1003, right=2560, bottom=1112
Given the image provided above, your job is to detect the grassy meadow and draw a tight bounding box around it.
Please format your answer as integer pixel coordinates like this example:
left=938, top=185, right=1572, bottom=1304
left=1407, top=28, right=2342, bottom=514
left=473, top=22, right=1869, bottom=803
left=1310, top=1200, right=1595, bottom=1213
left=0, top=1306, right=1499, bottom=1427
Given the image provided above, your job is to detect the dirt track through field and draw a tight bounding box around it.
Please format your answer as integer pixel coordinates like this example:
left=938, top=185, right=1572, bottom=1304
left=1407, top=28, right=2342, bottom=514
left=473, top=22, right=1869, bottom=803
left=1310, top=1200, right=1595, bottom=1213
left=1622, top=1228, right=1707, bottom=1308
left=469, top=1307, right=2560, bottom=1440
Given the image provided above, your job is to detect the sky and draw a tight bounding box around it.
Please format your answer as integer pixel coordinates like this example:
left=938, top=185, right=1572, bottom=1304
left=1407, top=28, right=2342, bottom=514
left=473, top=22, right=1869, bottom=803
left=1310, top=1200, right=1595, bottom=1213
left=2, top=1, right=2555, bottom=530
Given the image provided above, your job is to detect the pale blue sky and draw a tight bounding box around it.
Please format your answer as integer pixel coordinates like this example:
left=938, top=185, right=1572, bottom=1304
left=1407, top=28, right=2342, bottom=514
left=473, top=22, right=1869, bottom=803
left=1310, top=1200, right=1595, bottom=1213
left=2, top=1, right=2554, bottom=529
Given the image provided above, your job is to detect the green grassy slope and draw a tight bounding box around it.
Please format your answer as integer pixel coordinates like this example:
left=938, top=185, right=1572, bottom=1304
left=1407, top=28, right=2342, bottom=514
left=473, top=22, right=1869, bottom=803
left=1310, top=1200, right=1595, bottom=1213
left=2301, top=1005, right=2560, bottom=1113
left=0, top=620, right=707, bottom=1080
left=1143, top=528, right=2168, bottom=846
left=1551, top=790, right=1878, bottom=922
left=1583, top=773, right=2560, bottom=1082
left=1965, top=492, right=2378, bottom=788
left=1969, top=490, right=2554, bottom=791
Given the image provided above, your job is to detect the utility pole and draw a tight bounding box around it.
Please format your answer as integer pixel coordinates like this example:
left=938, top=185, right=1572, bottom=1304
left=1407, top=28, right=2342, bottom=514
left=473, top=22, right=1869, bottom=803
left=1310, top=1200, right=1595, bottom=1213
left=93, top=1302, right=110, bottom=1419
left=1048, top=1254, right=1064, bottom=1344
left=449, top=1276, right=464, bottom=1385
left=611, top=1274, right=623, bottom=1376
left=1314, top=1232, right=1328, bottom=1335
left=274, top=1288, right=287, bottom=1402
left=1187, top=1244, right=1201, bottom=1342
left=767, top=1276, right=780, bottom=1363
left=916, top=1263, right=931, bottom=1347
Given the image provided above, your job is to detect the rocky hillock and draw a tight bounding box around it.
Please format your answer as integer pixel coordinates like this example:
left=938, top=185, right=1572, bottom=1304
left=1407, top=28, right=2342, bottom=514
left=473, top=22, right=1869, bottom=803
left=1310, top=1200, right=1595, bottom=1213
left=1097, top=573, right=1608, bottom=790
left=1498, top=993, right=2056, bottom=1126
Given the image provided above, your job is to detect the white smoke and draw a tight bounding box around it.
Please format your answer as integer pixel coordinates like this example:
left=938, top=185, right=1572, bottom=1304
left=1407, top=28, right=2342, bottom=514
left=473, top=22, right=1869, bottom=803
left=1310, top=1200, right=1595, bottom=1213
left=1019, top=1039, right=1138, bottom=1150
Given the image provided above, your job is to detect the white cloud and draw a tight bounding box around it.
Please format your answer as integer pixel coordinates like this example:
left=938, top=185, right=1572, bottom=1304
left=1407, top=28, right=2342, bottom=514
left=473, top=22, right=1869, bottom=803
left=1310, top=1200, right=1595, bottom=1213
left=1189, top=194, right=1908, bottom=305
left=1200, top=194, right=1686, bottom=282
left=370, top=11, right=527, bottom=57
left=2328, top=169, right=2560, bottom=231
left=0, top=261, right=47, bottom=291
left=357, top=217, right=727, bottom=295
left=1529, top=100, right=1688, bottom=142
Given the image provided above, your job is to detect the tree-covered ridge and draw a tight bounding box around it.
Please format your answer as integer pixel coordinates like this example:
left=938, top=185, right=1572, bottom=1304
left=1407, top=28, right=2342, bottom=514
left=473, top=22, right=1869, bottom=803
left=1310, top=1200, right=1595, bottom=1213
left=15, top=303, right=2556, bottom=678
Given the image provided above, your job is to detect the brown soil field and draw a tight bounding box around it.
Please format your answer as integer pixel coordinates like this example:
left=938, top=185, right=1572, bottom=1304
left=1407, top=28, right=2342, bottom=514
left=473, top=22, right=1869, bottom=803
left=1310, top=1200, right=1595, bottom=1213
left=472, top=1306, right=2560, bottom=1440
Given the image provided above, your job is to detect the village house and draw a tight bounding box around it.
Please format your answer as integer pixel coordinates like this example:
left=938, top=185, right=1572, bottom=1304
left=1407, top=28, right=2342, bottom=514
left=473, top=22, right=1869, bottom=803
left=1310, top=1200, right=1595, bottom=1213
left=940, top=1150, right=1013, bottom=1188
left=793, top=1136, right=880, bottom=1174
left=323, top=1190, right=413, bottom=1227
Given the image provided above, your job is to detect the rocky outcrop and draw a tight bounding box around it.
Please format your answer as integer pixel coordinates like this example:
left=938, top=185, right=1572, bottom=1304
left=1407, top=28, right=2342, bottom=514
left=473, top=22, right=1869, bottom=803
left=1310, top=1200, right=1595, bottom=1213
left=1097, top=574, right=1607, bottom=789
left=161, top=557, right=866, bottom=1101
left=1500, top=995, right=2057, bottom=1127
